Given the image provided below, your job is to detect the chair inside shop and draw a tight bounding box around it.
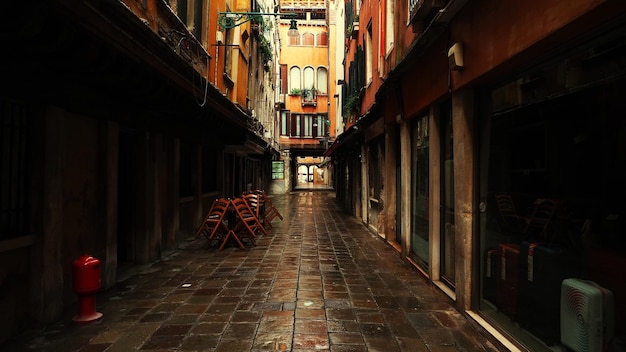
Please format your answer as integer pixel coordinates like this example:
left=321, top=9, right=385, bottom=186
left=523, top=198, right=560, bottom=241
left=494, top=192, right=526, bottom=235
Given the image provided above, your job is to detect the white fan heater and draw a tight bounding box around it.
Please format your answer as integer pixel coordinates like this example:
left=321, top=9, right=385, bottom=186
left=561, top=278, right=614, bottom=352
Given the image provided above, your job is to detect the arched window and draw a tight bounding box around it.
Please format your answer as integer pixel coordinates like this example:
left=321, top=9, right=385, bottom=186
left=288, top=34, right=300, bottom=46
left=317, top=67, right=328, bottom=94
left=290, top=66, right=301, bottom=92
left=303, top=67, right=315, bottom=90
left=316, top=32, right=329, bottom=46
left=302, top=32, right=315, bottom=46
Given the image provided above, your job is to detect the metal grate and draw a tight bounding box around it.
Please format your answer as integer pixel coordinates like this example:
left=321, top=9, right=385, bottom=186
left=1, top=100, right=30, bottom=239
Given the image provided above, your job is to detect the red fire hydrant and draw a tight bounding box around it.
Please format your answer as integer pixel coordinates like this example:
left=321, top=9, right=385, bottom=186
left=72, top=255, right=103, bottom=323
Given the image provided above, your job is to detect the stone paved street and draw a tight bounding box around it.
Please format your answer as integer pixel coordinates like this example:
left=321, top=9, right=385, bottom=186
left=4, top=191, right=502, bottom=352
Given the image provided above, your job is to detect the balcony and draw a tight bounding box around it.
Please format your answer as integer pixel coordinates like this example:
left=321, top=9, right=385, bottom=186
left=281, top=0, right=326, bottom=10
left=301, top=88, right=318, bottom=106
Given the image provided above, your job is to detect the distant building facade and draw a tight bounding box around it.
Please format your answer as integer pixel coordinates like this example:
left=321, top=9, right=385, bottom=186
left=273, top=0, right=338, bottom=192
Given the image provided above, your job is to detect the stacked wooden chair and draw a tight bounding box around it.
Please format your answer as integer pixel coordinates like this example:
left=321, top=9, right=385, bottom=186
left=242, top=192, right=263, bottom=223
left=196, top=191, right=282, bottom=250
left=257, top=190, right=283, bottom=229
left=228, top=197, right=268, bottom=249
left=194, top=198, right=230, bottom=247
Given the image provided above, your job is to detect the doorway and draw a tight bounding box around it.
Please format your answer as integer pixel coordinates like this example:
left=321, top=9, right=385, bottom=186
left=117, top=130, right=139, bottom=273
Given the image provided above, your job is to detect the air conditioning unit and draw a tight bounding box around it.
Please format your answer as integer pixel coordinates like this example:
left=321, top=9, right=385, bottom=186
left=561, top=278, right=614, bottom=352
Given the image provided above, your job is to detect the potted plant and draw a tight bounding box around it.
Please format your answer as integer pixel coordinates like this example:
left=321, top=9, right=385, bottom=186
left=343, top=91, right=360, bottom=115
left=290, top=88, right=302, bottom=96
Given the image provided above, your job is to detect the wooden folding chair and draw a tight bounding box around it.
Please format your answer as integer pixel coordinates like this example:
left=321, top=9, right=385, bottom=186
left=242, top=192, right=263, bottom=223
left=194, top=198, right=230, bottom=247
left=258, top=190, right=283, bottom=229
left=222, top=197, right=267, bottom=250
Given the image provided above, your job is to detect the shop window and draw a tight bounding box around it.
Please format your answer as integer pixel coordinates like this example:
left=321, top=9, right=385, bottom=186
left=410, top=115, right=429, bottom=266
left=440, top=101, right=455, bottom=287
left=479, top=53, right=626, bottom=350
left=367, top=137, right=385, bottom=233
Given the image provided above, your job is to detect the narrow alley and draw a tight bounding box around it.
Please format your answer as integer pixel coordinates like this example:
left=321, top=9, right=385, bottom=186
left=4, top=191, right=500, bottom=352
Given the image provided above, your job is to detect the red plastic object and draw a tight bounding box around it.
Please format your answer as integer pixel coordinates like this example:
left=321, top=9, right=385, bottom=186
left=71, top=255, right=103, bottom=323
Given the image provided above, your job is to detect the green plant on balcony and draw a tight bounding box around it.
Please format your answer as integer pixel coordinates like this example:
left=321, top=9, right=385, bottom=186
left=290, top=88, right=302, bottom=96
left=259, top=35, right=273, bottom=67
left=343, top=91, right=360, bottom=116
left=347, top=14, right=359, bottom=37
left=302, top=87, right=317, bottom=102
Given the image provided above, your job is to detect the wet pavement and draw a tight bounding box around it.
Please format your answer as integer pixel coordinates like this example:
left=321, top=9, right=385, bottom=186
left=4, top=191, right=502, bottom=352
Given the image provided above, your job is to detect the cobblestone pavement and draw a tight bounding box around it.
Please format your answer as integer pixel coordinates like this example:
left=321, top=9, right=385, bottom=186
left=4, top=191, right=503, bottom=352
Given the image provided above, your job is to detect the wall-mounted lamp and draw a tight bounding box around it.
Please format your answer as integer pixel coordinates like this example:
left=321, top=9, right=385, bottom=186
left=448, top=42, right=463, bottom=70
left=287, top=17, right=299, bottom=37
left=218, top=11, right=298, bottom=37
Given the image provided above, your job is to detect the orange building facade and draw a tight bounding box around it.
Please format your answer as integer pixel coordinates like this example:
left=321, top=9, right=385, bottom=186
left=274, top=0, right=338, bottom=191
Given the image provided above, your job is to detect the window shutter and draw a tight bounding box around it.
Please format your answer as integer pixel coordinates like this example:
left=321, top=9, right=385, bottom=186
left=280, top=64, right=288, bottom=94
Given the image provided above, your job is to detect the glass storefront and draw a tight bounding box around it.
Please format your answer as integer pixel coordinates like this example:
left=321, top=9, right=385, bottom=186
left=367, top=137, right=385, bottom=234
left=441, top=102, right=455, bottom=286
left=479, top=29, right=626, bottom=351
left=410, top=115, right=429, bottom=267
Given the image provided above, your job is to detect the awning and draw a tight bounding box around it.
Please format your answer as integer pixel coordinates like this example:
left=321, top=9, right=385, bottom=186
left=323, top=124, right=359, bottom=157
